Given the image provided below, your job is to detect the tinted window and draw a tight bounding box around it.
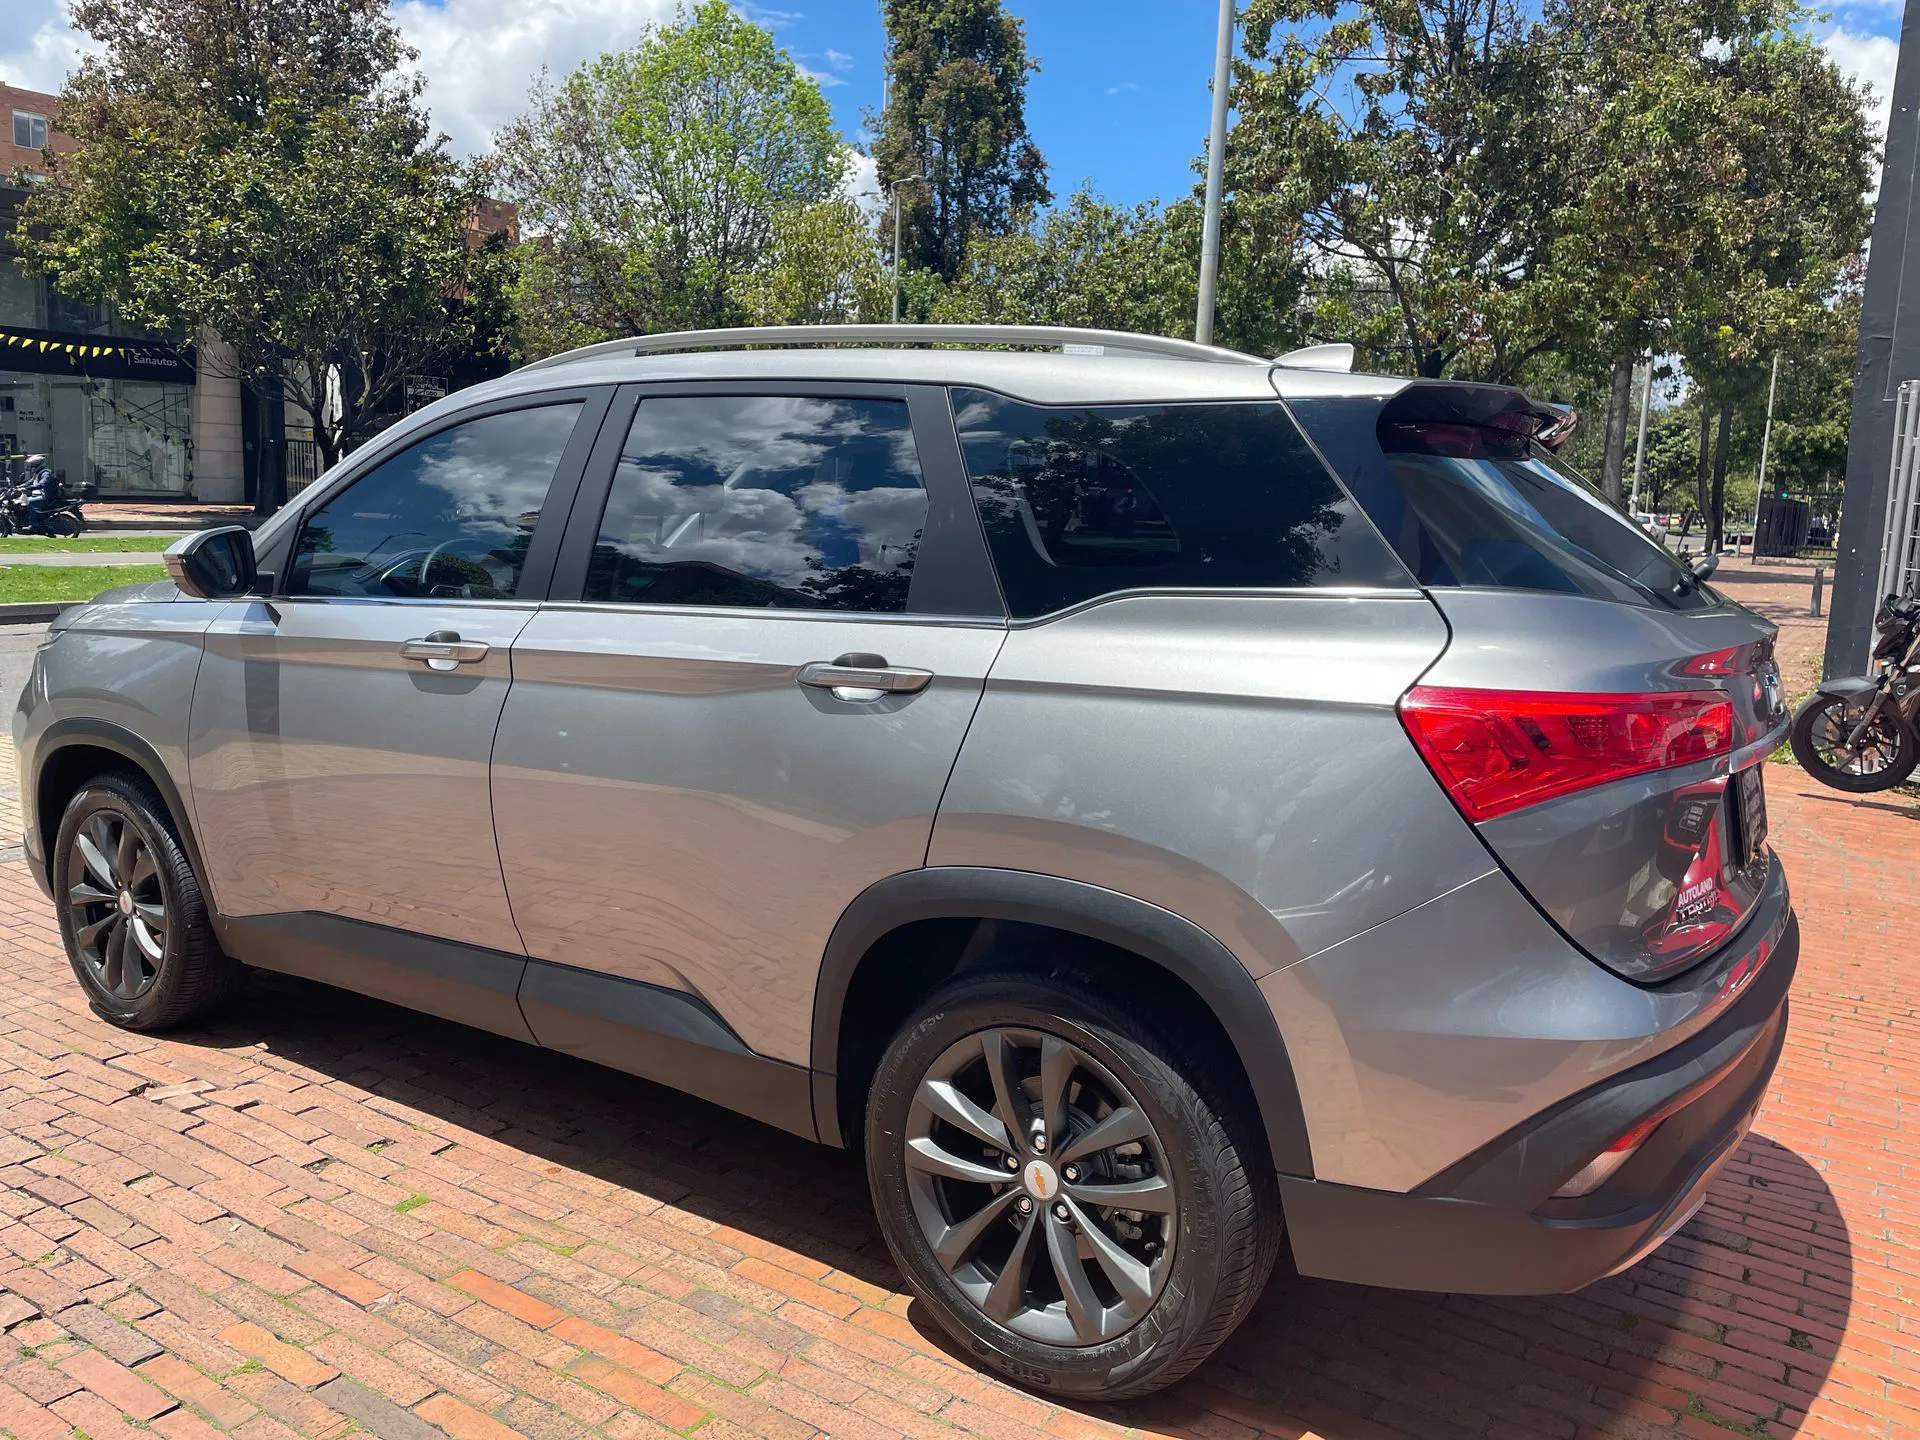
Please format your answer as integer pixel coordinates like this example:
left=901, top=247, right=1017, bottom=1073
left=1373, top=439, right=1717, bottom=611
left=289, top=404, right=582, bottom=600
left=584, top=396, right=928, bottom=613
left=950, top=391, right=1407, bottom=618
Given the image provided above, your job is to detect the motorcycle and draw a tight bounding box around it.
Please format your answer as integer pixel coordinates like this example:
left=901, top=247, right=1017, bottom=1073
left=0, top=483, right=87, bottom=537
left=1789, top=591, right=1920, bottom=791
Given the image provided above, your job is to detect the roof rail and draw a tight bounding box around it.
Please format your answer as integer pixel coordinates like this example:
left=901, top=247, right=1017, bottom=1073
left=516, top=323, right=1271, bottom=374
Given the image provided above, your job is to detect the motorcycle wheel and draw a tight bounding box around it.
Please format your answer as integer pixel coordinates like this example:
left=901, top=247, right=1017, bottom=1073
left=1789, top=693, right=1920, bottom=792
left=46, top=513, right=81, bottom=537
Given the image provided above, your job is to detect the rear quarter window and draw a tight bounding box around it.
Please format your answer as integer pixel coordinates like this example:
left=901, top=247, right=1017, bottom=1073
left=949, top=390, right=1410, bottom=619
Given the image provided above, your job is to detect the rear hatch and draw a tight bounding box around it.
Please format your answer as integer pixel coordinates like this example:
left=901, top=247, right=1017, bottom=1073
left=1288, top=381, right=1789, bottom=983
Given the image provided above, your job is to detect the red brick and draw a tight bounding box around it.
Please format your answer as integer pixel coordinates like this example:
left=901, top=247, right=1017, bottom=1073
left=217, top=1321, right=339, bottom=1389
left=549, top=1314, right=678, bottom=1384
left=564, top=1353, right=710, bottom=1429
left=445, top=1267, right=568, bottom=1329
left=58, top=1347, right=176, bottom=1421
left=414, top=1392, right=524, bottom=1440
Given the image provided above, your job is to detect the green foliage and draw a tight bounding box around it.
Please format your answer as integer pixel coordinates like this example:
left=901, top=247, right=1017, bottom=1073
left=873, top=0, right=1050, bottom=283
left=0, top=564, right=168, bottom=603
left=492, top=0, right=847, bottom=355
left=15, top=0, right=486, bottom=469
left=742, top=197, right=890, bottom=325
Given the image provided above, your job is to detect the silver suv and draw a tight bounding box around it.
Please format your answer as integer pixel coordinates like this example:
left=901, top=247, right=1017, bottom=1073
left=14, top=325, right=1796, bottom=1399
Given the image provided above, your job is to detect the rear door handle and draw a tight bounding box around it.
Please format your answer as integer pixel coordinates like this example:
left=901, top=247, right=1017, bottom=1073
left=796, top=653, right=933, bottom=703
left=400, top=630, right=490, bottom=671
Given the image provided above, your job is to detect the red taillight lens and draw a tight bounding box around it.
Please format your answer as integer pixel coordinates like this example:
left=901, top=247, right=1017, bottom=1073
left=1399, top=686, right=1734, bottom=822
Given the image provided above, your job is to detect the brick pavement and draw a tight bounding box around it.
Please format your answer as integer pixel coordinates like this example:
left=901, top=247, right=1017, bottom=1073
left=0, top=764, right=1915, bottom=1440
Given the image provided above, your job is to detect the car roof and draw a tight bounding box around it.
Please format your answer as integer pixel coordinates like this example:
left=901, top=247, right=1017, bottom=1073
left=437, top=344, right=1413, bottom=414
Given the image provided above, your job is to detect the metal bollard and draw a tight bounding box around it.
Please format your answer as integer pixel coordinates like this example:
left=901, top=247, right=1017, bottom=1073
left=1812, top=565, right=1825, bottom=617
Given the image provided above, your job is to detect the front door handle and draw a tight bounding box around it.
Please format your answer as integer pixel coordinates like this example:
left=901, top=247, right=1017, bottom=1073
left=400, top=630, right=490, bottom=672
left=796, top=653, right=934, bottom=703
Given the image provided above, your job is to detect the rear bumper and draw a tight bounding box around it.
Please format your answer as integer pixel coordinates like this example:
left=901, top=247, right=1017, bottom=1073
left=1281, top=905, right=1794, bottom=1294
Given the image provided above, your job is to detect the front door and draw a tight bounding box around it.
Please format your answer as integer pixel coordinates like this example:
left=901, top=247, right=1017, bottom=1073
left=188, top=395, right=605, bottom=1026
left=492, top=386, right=1007, bottom=1069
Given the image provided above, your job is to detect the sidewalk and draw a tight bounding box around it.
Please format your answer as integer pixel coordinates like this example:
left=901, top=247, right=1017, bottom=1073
left=80, top=503, right=261, bottom=533
left=0, top=761, right=1913, bottom=1438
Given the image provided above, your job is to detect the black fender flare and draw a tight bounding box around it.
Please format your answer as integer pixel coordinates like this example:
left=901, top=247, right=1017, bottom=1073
left=28, top=718, right=208, bottom=893
left=809, top=866, right=1314, bottom=1177
left=1812, top=675, right=1883, bottom=706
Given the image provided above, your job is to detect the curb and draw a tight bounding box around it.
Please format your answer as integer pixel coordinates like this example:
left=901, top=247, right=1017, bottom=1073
left=0, top=602, right=77, bottom=624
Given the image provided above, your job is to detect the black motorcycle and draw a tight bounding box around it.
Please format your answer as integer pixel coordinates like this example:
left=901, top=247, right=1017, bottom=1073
left=0, top=483, right=87, bottom=537
left=1789, top=591, right=1920, bottom=791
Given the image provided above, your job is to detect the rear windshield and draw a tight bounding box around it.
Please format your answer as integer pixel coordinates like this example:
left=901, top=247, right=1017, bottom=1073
left=950, top=390, right=1409, bottom=618
left=1292, top=393, right=1715, bottom=612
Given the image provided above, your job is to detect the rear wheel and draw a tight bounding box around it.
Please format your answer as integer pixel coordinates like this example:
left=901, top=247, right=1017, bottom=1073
left=47, top=510, right=82, bottom=537
left=865, top=971, right=1278, bottom=1400
left=1789, top=693, right=1919, bottom=792
left=54, top=774, right=239, bottom=1029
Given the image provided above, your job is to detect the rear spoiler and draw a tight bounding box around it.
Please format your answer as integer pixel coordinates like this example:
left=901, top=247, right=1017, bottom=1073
left=1377, top=382, right=1577, bottom=455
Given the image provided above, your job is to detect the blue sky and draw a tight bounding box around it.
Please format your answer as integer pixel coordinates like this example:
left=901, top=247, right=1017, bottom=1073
left=2, top=0, right=1904, bottom=210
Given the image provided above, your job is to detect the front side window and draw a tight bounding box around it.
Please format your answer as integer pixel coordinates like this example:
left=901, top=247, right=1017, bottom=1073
left=288, top=403, right=583, bottom=599
left=952, top=390, right=1408, bottom=618
left=13, top=112, right=49, bottom=150
left=584, top=395, right=928, bottom=613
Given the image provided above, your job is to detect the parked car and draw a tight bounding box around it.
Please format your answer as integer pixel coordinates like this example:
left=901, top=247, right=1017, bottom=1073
left=14, top=325, right=1796, bottom=1401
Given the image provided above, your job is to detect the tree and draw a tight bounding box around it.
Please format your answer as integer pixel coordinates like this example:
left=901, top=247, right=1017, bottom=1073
left=1231, top=0, right=1573, bottom=382
left=17, top=0, right=487, bottom=487
left=872, top=0, right=1050, bottom=284
left=742, top=197, right=890, bottom=325
left=492, top=0, right=845, bottom=355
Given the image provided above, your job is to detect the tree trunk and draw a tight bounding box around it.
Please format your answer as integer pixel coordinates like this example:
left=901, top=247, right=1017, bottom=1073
left=1694, top=402, right=1713, bottom=547
left=252, top=376, right=287, bottom=516
left=1600, top=355, right=1634, bottom=504
left=1707, top=395, right=1733, bottom=555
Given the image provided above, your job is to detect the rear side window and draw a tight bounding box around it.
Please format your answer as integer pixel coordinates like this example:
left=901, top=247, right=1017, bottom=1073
left=1292, top=387, right=1715, bottom=612
left=950, top=390, right=1407, bottom=618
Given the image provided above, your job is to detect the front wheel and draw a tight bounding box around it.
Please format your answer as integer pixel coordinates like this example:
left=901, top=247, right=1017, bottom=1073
left=46, top=511, right=82, bottom=537
left=1789, top=691, right=1920, bottom=792
left=865, top=972, right=1279, bottom=1400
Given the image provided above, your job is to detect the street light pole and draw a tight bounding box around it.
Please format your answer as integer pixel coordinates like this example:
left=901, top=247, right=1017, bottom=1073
left=1749, top=350, right=1782, bottom=555
left=1195, top=0, right=1234, bottom=346
left=892, top=186, right=905, bottom=325
left=1629, top=357, right=1653, bottom=512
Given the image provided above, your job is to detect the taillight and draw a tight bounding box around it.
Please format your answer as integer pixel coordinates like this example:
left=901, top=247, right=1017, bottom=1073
left=1399, top=687, right=1734, bottom=822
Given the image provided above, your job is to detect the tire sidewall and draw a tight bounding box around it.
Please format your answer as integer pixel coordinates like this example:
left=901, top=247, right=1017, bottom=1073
left=865, top=978, right=1243, bottom=1397
left=54, top=779, right=197, bottom=1026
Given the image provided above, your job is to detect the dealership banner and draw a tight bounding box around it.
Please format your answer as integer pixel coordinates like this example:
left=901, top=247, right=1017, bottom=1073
left=0, top=324, right=195, bottom=384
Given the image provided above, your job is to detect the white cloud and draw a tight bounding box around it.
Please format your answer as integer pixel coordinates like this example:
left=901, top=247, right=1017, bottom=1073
left=1819, top=24, right=1899, bottom=149
left=0, top=0, right=96, bottom=95
left=842, top=149, right=883, bottom=219
left=393, top=0, right=679, bottom=157
left=823, top=48, right=854, bottom=71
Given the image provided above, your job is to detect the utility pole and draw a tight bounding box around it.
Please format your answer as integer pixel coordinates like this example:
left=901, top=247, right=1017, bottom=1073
left=1195, top=0, right=1234, bottom=346
left=1749, top=351, right=1781, bottom=555
left=1630, top=357, right=1653, bottom=512
left=892, top=188, right=905, bottom=325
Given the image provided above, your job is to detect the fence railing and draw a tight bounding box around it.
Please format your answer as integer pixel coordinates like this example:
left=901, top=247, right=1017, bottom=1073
left=286, top=439, right=320, bottom=497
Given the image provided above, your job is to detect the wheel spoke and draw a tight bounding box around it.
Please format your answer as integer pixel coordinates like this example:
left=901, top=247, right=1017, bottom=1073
left=133, top=901, right=166, bottom=926
left=101, top=919, right=126, bottom=994
left=979, top=1031, right=1031, bottom=1152
left=1043, top=1207, right=1107, bottom=1344
left=127, top=852, right=158, bottom=892
left=1038, top=1038, right=1074, bottom=1145
left=1057, top=1105, right=1151, bottom=1165
left=68, top=880, right=115, bottom=907
left=1066, top=1199, right=1154, bottom=1313
left=75, top=832, right=117, bottom=892
left=982, top=1209, right=1041, bottom=1324
left=932, top=1188, right=1020, bottom=1272
left=1067, top=1173, right=1174, bottom=1214
left=905, top=1137, right=1016, bottom=1187
left=75, top=913, right=117, bottom=952
left=130, top=915, right=165, bottom=962
left=922, top=1079, right=1013, bottom=1155
left=115, top=826, right=140, bottom=889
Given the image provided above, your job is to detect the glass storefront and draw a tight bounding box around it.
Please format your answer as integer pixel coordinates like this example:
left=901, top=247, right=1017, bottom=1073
left=0, top=372, right=193, bottom=495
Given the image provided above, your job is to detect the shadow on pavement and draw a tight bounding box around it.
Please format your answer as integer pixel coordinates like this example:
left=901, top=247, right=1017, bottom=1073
left=195, top=971, right=1850, bottom=1440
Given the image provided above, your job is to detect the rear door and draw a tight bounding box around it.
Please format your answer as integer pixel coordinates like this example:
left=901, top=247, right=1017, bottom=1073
left=491, top=383, right=1007, bottom=1070
left=189, top=391, right=608, bottom=1031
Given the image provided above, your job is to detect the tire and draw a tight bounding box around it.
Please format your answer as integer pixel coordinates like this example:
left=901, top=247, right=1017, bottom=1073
left=865, top=971, right=1280, bottom=1400
left=53, top=773, right=240, bottom=1030
left=47, top=511, right=81, bottom=537
left=1789, top=692, right=1920, bottom=792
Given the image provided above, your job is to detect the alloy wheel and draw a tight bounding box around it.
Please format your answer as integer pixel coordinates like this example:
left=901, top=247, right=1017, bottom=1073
left=66, top=811, right=167, bottom=1001
left=903, top=1026, right=1177, bottom=1347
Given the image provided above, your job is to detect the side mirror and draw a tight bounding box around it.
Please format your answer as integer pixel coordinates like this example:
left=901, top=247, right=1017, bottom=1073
left=164, top=526, right=258, bottom=600
left=1691, top=552, right=1720, bottom=584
